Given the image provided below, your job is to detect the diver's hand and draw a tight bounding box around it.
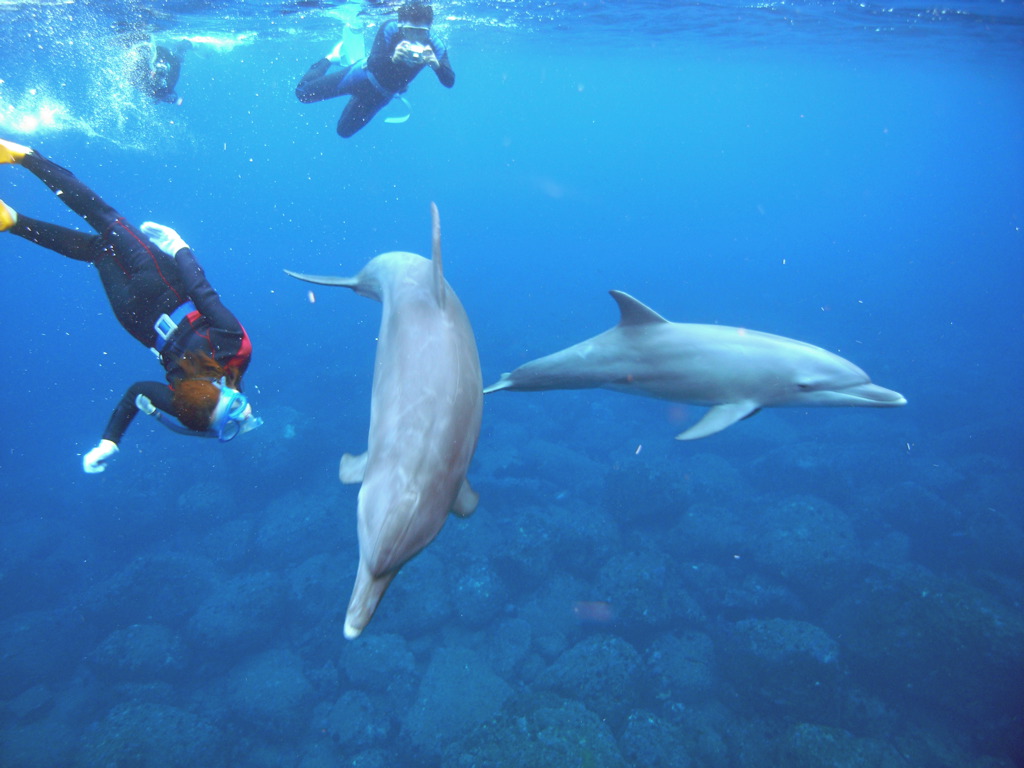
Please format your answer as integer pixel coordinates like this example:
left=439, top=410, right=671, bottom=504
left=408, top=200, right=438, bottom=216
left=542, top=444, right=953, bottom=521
left=140, top=221, right=189, bottom=257
left=422, top=46, right=439, bottom=68
left=83, top=439, right=119, bottom=474
left=135, top=394, right=157, bottom=416
left=392, top=40, right=432, bottom=65
left=391, top=40, right=415, bottom=63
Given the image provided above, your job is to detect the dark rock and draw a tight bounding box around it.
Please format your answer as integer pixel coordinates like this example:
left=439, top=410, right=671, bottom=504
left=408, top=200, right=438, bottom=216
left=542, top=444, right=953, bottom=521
left=542, top=634, right=642, bottom=726
left=225, top=649, right=314, bottom=738
left=620, top=709, right=693, bottom=768
left=779, top=723, right=906, bottom=768
left=826, top=565, right=1024, bottom=728
left=324, top=690, right=392, bottom=750
left=340, top=632, right=418, bottom=711
left=444, top=697, right=625, bottom=768
left=721, top=617, right=841, bottom=722
left=3, top=684, right=53, bottom=723
left=596, top=548, right=706, bottom=634
left=80, top=553, right=216, bottom=629
left=451, top=557, right=508, bottom=628
left=75, top=701, right=226, bottom=768
left=198, top=517, right=254, bottom=572
left=89, top=623, right=187, bottom=681
left=287, top=553, right=350, bottom=626
left=254, top=489, right=346, bottom=569
left=645, top=631, right=715, bottom=705
left=0, top=609, right=94, bottom=699
left=368, top=550, right=454, bottom=636
left=175, top=481, right=236, bottom=531
left=752, top=495, right=863, bottom=605
left=404, top=646, right=513, bottom=756
left=186, top=571, right=287, bottom=655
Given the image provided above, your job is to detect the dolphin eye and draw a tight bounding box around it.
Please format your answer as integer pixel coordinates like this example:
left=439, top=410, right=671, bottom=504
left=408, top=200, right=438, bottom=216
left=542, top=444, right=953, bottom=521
left=796, top=382, right=813, bottom=391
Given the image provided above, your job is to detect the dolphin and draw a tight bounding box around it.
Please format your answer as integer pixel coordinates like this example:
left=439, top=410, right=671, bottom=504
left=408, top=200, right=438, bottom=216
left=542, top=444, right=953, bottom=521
left=484, top=290, right=905, bottom=440
left=285, top=203, right=482, bottom=639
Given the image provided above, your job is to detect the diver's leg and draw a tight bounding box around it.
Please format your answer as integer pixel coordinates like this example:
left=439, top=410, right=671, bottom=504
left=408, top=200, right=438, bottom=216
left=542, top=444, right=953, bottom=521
left=295, top=60, right=353, bottom=103
left=337, top=90, right=389, bottom=138
left=18, top=151, right=120, bottom=233
left=6, top=212, right=102, bottom=262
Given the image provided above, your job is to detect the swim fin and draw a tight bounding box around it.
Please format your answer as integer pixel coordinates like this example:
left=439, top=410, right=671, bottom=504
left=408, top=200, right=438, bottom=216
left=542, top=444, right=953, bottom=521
left=0, top=139, right=30, bottom=165
left=325, top=40, right=345, bottom=63
left=0, top=200, right=17, bottom=232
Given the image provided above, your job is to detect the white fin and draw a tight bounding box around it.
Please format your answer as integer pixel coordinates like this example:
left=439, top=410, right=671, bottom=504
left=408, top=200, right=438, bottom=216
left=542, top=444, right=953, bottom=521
left=676, top=402, right=761, bottom=440
left=451, top=479, right=479, bottom=518
left=609, top=290, right=669, bottom=326
left=339, top=452, right=368, bottom=484
left=339, top=21, right=365, bottom=66
left=284, top=269, right=359, bottom=289
left=430, top=202, right=446, bottom=310
left=482, top=374, right=513, bottom=394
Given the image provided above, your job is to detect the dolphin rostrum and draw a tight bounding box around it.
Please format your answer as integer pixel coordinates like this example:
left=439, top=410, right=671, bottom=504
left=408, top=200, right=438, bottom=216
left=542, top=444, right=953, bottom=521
left=484, top=291, right=905, bottom=440
left=286, top=203, right=482, bottom=639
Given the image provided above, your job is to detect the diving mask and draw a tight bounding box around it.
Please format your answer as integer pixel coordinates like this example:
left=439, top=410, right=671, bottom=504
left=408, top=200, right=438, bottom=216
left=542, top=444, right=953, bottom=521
left=210, top=378, right=263, bottom=442
left=400, top=25, right=430, bottom=45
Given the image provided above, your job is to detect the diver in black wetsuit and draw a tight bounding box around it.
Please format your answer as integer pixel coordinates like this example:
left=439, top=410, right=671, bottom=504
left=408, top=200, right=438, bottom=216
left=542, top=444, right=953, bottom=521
left=0, top=139, right=261, bottom=474
left=138, top=39, right=193, bottom=104
left=295, top=0, right=455, bottom=138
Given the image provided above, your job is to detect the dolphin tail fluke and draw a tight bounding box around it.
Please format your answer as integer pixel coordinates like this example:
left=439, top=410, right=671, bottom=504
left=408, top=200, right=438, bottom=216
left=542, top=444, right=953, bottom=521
left=430, top=202, right=446, bottom=310
left=284, top=269, right=359, bottom=289
left=482, top=374, right=514, bottom=394
left=344, top=558, right=397, bottom=640
left=676, top=401, right=761, bottom=441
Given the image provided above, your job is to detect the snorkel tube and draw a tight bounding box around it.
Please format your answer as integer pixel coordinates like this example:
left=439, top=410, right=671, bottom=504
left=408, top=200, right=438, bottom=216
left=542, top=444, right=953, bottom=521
left=136, top=379, right=263, bottom=442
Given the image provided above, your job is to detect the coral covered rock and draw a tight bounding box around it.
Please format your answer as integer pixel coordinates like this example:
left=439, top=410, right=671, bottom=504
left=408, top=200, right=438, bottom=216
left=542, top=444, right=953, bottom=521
left=404, top=646, right=513, bottom=755
left=75, top=702, right=225, bottom=768
left=445, top=696, right=625, bottom=768
left=225, top=649, right=314, bottom=738
left=542, top=633, right=642, bottom=725
left=89, top=623, right=187, bottom=681
left=187, top=571, right=287, bottom=655
left=721, top=617, right=841, bottom=721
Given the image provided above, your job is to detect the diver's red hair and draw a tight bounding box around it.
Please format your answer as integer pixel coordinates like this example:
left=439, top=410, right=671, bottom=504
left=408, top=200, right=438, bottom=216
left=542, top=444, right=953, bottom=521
left=171, top=353, right=241, bottom=431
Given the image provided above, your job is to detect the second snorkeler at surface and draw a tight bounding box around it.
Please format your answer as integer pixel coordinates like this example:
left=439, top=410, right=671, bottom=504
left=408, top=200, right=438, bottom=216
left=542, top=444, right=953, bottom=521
left=295, top=0, right=455, bottom=138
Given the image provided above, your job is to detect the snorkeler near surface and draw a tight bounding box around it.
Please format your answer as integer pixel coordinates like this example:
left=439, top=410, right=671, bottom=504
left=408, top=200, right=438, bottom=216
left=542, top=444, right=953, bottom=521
left=295, top=0, right=455, bottom=138
left=136, top=39, right=193, bottom=105
left=0, top=139, right=262, bottom=474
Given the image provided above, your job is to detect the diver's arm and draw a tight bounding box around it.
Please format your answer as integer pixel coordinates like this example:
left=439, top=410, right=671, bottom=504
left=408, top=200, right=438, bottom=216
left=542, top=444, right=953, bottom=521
left=172, top=247, right=244, bottom=334
left=427, top=35, right=454, bottom=87
left=101, top=381, right=174, bottom=444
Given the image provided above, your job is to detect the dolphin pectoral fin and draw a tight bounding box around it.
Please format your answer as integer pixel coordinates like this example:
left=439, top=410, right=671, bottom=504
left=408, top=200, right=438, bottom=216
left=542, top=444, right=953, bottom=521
left=283, top=269, right=359, bottom=288
left=340, top=452, right=368, bottom=484
left=676, top=402, right=761, bottom=441
left=451, top=479, right=479, bottom=518
left=482, top=374, right=513, bottom=394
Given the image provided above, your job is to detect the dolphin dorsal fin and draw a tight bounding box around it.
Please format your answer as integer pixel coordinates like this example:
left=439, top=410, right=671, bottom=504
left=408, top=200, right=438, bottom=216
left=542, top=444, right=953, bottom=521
left=610, top=290, right=669, bottom=326
left=430, top=202, right=446, bottom=310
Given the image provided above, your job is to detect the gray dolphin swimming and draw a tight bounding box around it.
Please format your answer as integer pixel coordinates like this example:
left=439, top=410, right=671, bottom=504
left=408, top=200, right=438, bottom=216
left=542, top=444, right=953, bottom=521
left=286, top=204, right=482, bottom=639
left=484, top=290, right=905, bottom=440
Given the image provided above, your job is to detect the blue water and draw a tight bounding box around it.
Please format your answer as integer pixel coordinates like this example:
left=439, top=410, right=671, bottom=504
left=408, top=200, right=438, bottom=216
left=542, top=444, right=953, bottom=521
left=1, top=1, right=1022, bottom=766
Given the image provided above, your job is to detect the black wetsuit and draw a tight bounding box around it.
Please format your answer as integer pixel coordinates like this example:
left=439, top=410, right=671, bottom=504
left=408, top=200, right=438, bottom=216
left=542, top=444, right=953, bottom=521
left=295, top=20, right=455, bottom=137
left=134, top=40, right=191, bottom=104
left=8, top=152, right=251, bottom=443
left=150, top=45, right=183, bottom=103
